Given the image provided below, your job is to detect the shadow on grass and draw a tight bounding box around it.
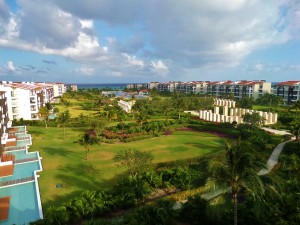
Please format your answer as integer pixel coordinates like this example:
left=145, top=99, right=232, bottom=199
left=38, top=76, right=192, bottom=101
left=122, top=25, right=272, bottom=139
left=28, top=129, right=44, bottom=135
left=43, top=147, right=86, bottom=160
left=43, top=165, right=128, bottom=209
left=185, top=140, right=225, bottom=151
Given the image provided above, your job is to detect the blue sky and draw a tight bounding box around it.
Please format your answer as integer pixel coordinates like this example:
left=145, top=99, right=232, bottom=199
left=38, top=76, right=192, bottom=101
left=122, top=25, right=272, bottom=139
left=0, top=0, right=300, bottom=83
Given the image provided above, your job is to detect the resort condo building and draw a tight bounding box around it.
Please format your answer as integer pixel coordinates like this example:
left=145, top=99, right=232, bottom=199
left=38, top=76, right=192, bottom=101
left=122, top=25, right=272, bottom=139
left=0, top=81, right=56, bottom=120
left=0, top=91, right=9, bottom=139
left=51, top=82, right=66, bottom=97
left=175, top=81, right=208, bottom=94
left=157, top=82, right=178, bottom=92
left=206, top=80, right=271, bottom=99
left=272, top=81, right=300, bottom=105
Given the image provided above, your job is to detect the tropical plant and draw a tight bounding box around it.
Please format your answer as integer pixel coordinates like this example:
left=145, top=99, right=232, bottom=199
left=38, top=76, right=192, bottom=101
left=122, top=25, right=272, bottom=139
left=290, top=115, right=300, bottom=142
left=206, top=140, right=267, bottom=225
left=114, top=149, right=153, bottom=178
left=79, top=129, right=101, bottom=160
left=38, top=106, right=50, bottom=128
left=242, top=112, right=264, bottom=126
left=57, top=110, right=71, bottom=139
left=238, top=96, right=254, bottom=109
left=44, top=206, right=70, bottom=225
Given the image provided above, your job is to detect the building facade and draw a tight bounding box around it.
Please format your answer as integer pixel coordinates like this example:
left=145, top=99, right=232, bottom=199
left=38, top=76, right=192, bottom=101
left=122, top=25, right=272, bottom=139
left=272, top=81, right=300, bottom=105
left=206, top=80, right=271, bottom=99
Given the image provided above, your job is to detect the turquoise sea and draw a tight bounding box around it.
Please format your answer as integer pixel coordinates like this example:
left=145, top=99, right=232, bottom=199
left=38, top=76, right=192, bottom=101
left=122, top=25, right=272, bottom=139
left=75, top=83, right=129, bottom=90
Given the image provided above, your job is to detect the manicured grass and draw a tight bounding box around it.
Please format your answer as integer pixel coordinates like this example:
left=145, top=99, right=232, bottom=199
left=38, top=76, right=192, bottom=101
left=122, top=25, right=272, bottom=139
left=55, top=103, right=99, bottom=118
left=27, top=126, right=225, bottom=209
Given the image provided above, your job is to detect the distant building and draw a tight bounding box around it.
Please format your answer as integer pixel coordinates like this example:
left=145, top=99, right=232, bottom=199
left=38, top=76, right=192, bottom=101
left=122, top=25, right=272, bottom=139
left=206, top=80, right=271, bottom=99
left=66, top=84, right=78, bottom=92
left=272, top=81, right=300, bottom=105
left=157, top=82, right=178, bottom=92
left=51, top=83, right=66, bottom=97
left=175, top=81, right=207, bottom=94
left=126, top=83, right=148, bottom=90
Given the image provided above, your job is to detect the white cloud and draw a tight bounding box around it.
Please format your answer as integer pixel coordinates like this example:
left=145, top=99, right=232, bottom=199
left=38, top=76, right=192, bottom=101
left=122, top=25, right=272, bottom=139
left=151, top=60, right=169, bottom=76
left=5, top=61, right=17, bottom=72
left=80, top=19, right=93, bottom=29
left=122, top=53, right=144, bottom=67
left=1, top=0, right=300, bottom=81
left=75, top=65, right=95, bottom=76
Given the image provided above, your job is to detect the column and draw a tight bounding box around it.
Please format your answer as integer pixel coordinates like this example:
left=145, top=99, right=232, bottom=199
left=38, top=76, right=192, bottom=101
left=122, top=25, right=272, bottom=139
left=230, top=108, right=234, bottom=116
left=223, top=106, right=228, bottom=116
left=214, top=106, right=220, bottom=114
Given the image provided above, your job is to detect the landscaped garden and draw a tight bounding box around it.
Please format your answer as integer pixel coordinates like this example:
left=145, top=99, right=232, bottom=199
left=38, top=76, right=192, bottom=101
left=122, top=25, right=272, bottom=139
left=21, top=89, right=300, bottom=225
left=28, top=126, right=225, bottom=209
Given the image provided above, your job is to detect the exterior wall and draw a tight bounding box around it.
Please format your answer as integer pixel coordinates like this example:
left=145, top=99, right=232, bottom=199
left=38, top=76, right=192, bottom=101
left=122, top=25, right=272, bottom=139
left=53, top=83, right=66, bottom=97
left=0, top=85, right=40, bottom=120
left=207, top=81, right=271, bottom=99
left=0, top=92, right=9, bottom=137
left=273, top=82, right=300, bottom=105
left=148, top=82, right=159, bottom=89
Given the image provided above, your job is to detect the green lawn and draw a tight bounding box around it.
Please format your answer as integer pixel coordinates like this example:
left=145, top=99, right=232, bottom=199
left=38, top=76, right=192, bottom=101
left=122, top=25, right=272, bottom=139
left=55, top=104, right=99, bottom=118
left=27, top=126, right=225, bottom=209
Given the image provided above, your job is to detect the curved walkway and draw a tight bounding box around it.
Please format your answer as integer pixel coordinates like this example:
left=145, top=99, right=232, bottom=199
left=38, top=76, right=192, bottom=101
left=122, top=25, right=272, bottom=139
left=202, top=127, right=293, bottom=200
left=258, top=140, right=292, bottom=175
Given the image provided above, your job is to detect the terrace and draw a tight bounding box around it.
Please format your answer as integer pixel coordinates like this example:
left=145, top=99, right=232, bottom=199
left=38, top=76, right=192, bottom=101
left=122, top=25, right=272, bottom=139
left=0, top=126, right=43, bottom=225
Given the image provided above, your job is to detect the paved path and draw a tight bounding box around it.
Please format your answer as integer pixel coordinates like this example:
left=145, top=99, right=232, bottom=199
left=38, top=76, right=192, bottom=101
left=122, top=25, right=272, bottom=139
left=258, top=140, right=292, bottom=175
left=201, top=127, right=294, bottom=200
left=172, top=127, right=294, bottom=206
left=261, top=127, right=291, bottom=136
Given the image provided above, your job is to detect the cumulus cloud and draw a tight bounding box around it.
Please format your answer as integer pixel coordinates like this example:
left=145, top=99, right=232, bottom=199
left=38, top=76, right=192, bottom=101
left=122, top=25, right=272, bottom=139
left=54, top=0, right=142, bottom=25
left=0, top=0, right=109, bottom=63
left=5, top=61, right=17, bottom=72
left=122, top=53, right=144, bottom=67
left=1, top=0, right=300, bottom=81
left=150, top=60, right=169, bottom=76
left=0, top=61, right=49, bottom=75
left=243, top=61, right=300, bottom=74
left=75, top=65, right=95, bottom=76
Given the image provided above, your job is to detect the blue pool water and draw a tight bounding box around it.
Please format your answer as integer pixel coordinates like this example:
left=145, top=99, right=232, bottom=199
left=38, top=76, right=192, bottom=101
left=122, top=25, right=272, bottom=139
left=0, top=182, right=40, bottom=225
left=7, top=150, right=37, bottom=160
left=0, top=162, right=40, bottom=183
left=15, top=133, right=31, bottom=139
left=15, top=126, right=26, bottom=132
left=16, top=139, right=31, bottom=146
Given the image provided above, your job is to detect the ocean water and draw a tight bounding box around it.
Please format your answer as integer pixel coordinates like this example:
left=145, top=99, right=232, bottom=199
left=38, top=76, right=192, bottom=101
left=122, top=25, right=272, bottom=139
left=75, top=83, right=129, bottom=90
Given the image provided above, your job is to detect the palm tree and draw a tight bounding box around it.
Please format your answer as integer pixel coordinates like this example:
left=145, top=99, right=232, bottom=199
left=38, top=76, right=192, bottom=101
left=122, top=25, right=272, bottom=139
left=45, top=205, right=70, bottom=225
left=206, top=140, right=267, bottom=225
left=57, top=110, right=71, bottom=140
left=290, top=115, right=300, bottom=142
left=78, top=129, right=100, bottom=160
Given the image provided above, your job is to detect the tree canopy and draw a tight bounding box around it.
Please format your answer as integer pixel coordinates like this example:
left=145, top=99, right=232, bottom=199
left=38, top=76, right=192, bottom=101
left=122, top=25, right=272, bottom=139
left=114, top=149, right=153, bottom=178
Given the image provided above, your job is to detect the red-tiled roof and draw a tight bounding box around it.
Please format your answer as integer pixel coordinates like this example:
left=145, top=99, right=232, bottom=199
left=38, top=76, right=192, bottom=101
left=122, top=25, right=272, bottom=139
left=276, top=81, right=300, bottom=86
left=237, top=81, right=262, bottom=86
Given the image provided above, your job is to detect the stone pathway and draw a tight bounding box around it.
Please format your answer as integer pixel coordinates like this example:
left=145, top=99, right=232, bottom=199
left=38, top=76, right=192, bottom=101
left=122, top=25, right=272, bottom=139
left=261, top=127, right=291, bottom=136
left=174, top=127, right=295, bottom=206
left=258, top=140, right=292, bottom=175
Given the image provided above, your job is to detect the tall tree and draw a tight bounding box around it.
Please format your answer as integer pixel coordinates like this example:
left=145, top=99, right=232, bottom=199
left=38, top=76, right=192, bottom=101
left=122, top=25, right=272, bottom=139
left=206, top=140, right=266, bottom=225
left=38, top=106, right=50, bottom=128
left=242, top=112, right=264, bottom=126
left=58, top=110, right=71, bottom=140
left=238, top=96, right=255, bottom=109
left=114, top=149, right=153, bottom=178
left=290, top=115, right=300, bottom=142
left=79, top=129, right=101, bottom=160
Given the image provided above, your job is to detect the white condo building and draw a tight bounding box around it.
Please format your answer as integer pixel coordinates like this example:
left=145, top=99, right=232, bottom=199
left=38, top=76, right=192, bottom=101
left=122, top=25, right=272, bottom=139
left=0, top=81, right=60, bottom=121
